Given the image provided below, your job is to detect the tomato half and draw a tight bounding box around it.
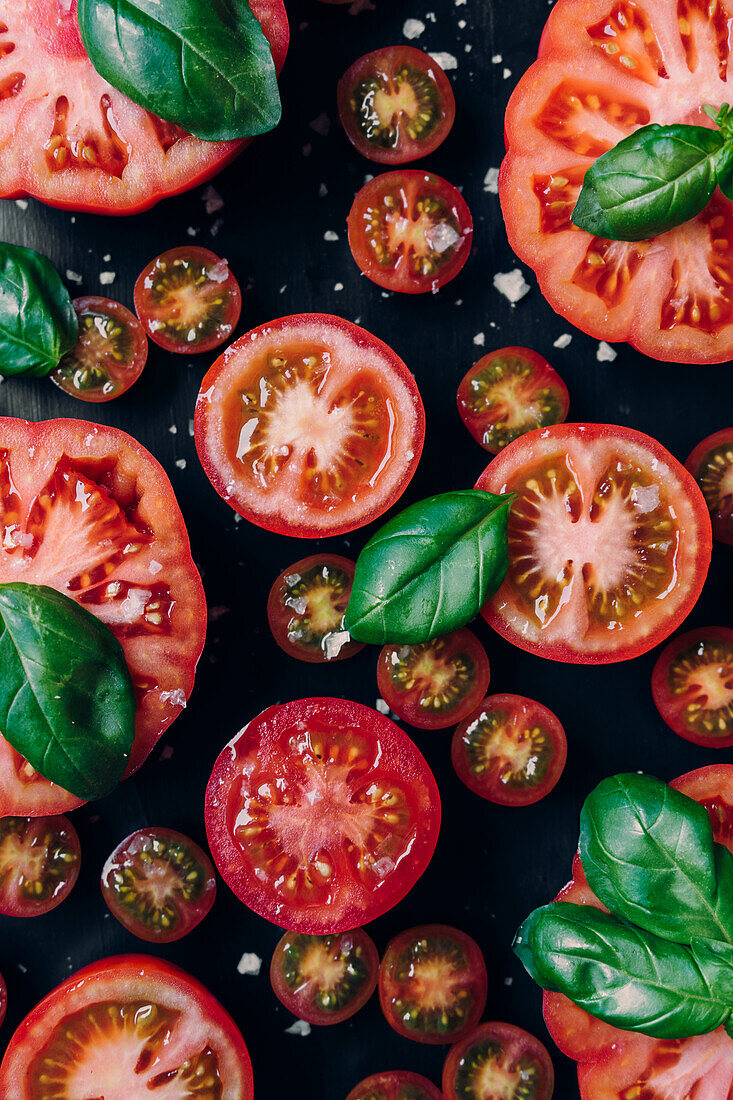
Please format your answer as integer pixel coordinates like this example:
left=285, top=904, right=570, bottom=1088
left=377, top=629, right=490, bottom=731
left=686, top=428, right=733, bottom=545
left=267, top=554, right=365, bottom=663
left=651, top=627, right=733, bottom=748
left=0, top=955, right=254, bottom=1099
left=457, top=347, right=570, bottom=455
left=50, top=296, right=148, bottom=403
left=442, top=1021, right=555, bottom=1100
left=205, top=697, right=441, bottom=934
left=0, top=417, right=206, bottom=816
left=451, top=695, right=567, bottom=807
left=270, top=927, right=379, bottom=1025
left=337, top=47, right=455, bottom=165
left=194, top=314, right=425, bottom=538
left=477, top=424, right=712, bottom=664
left=101, top=827, right=216, bottom=943
left=0, top=0, right=288, bottom=215
left=0, top=815, right=80, bottom=916
left=347, top=171, right=473, bottom=294
left=378, top=925, right=487, bottom=1045
left=346, top=1071, right=443, bottom=1100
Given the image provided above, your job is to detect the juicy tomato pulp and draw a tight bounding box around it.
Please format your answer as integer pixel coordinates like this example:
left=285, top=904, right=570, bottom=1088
left=346, top=1071, right=443, bottom=1100
left=134, top=248, right=242, bottom=354
left=477, top=424, right=712, bottom=664
left=50, top=297, right=148, bottom=403
left=457, top=347, right=569, bottom=454
left=0, top=418, right=206, bottom=816
left=377, top=629, right=490, bottom=731
left=101, top=827, right=216, bottom=943
left=270, top=927, right=379, bottom=1025
left=337, top=46, right=455, bottom=164
left=686, top=428, right=733, bottom=544
left=0, top=815, right=80, bottom=916
left=204, top=698, right=441, bottom=934
left=0, top=0, right=289, bottom=215
left=0, top=955, right=254, bottom=1099
left=652, top=627, right=733, bottom=748
left=378, top=924, right=487, bottom=1045
left=194, top=315, right=425, bottom=538
left=347, top=171, right=473, bottom=294
left=501, top=0, right=733, bottom=363
left=451, top=695, right=567, bottom=807
left=442, top=1021, right=555, bottom=1100
left=267, top=554, right=365, bottom=663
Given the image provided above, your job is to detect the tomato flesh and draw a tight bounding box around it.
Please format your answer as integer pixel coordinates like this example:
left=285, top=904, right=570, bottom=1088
left=50, top=296, right=148, bottom=403
left=651, top=627, right=733, bottom=748
left=686, top=428, right=733, bottom=545
left=204, top=697, right=441, bottom=933
left=442, top=1021, right=555, bottom=1100
left=346, top=1071, right=443, bottom=1100
left=270, top=927, right=379, bottom=1025
left=267, top=554, right=365, bottom=663
left=0, top=815, right=80, bottom=916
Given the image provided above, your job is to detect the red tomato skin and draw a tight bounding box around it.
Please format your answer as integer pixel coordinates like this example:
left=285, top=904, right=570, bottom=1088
left=651, top=627, right=733, bottom=748
left=685, top=428, right=733, bottom=546
left=51, top=296, right=148, bottom=404
left=0, top=971, right=5, bottom=1029
left=267, top=554, right=365, bottom=663
left=0, top=815, right=81, bottom=917
left=346, top=1071, right=443, bottom=1100
left=442, top=1021, right=555, bottom=1100
left=269, top=927, right=379, bottom=1025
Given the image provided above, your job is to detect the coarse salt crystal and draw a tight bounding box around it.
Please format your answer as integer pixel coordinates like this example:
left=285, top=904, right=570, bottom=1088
left=324, top=230, right=339, bottom=242
left=202, top=185, right=224, bottom=214
left=554, top=334, right=573, bottom=349
left=597, top=341, right=618, bottom=362
left=493, top=269, right=530, bottom=304
left=473, top=332, right=485, bottom=347
left=483, top=168, right=500, bottom=194
left=429, top=51, right=458, bottom=70
left=237, top=952, right=263, bottom=976
left=403, top=17, right=425, bottom=38
left=99, top=271, right=115, bottom=286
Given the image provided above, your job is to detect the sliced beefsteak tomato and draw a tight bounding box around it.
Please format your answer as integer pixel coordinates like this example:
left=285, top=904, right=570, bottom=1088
left=205, top=697, right=441, bottom=934
left=0, top=417, right=206, bottom=817
left=0, top=0, right=289, bottom=215
left=477, top=424, right=712, bottom=664
left=501, top=0, right=733, bottom=363
left=0, top=955, right=253, bottom=1099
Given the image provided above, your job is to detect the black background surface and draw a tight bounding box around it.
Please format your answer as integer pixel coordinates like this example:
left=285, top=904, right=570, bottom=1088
left=1, top=1, right=732, bottom=1097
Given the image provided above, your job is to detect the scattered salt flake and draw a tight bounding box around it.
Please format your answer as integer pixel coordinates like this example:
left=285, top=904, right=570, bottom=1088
left=473, top=332, right=485, bottom=347
left=483, top=167, right=500, bottom=194
left=149, top=560, right=163, bottom=575
left=464, top=43, right=472, bottom=52
left=169, top=424, right=178, bottom=435
left=364, top=173, right=374, bottom=184
left=279, top=285, right=287, bottom=294
left=99, top=271, right=115, bottom=286
left=15, top=199, right=28, bottom=210
left=553, top=333, right=573, bottom=349
left=323, top=630, right=351, bottom=660
left=458, top=19, right=467, bottom=28
left=309, top=113, right=331, bottom=137
left=209, top=605, right=230, bottom=622
left=286, top=1020, right=311, bottom=1037
left=504, top=976, right=514, bottom=986
left=202, top=185, right=224, bottom=214
left=334, top=282, right=344, bottom=292
left=493, top=268, right=530, bottom=304
left=66, top=270, right=83, bottom=285
left=430, top=51, right=458, bottom=70
left=403, top=17, right=425, bottom=38
left=210, top=218, right=224, bottom=237
left=186, top=227, right=200, bottom=238
left=376, top=698, right=390, bottom=715
left=175, top=459, right=187, bottom=470
left=426, top=11, right=436, bottom=21
left=302, top=143, right=312, bottom=157
left=503, top=67, right=512, bottom=79
left=324, top=230, right=339, bottom=242
left=237, top=952, right=263, bottom=976
left=160, top=745, right=175, bottom=761
left=492, top=54, right=502, bottom=63
left=234, top=514, right=243, bottom=524
left=425, top=222, right=460, bottom=253
left=188, top=418, right=195, bottom=437
left=597, top=341, right=618, bottom=362
left=318, top=183, right=328, bottom=197
left=160, top=688, right=187, bottom=708
left=17, top=963, right=27, bottom=973
left=103, top=254, right=111, bottom=263
left=209, top=259, right=231, bottom=284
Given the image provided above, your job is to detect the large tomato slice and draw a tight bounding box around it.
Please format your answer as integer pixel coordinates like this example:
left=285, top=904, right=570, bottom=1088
left=0, top=955, right=253, bottom=1099
left=501, top=0, right=733, bottom=364
left=0, top=0, right=289, bottom=214
left=544, top=764, right=733, bottom=1099
left=476, top=424, right=712, bottom=663
left=0, top=417, right=206, bottom=817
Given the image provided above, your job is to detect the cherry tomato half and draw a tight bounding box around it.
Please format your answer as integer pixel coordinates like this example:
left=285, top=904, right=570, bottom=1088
left=50, top=296, right=148, bottom=403
left=134, top=246, right=242, bottom=354
left=338, top=47, right=455, bottom=165
left=651, top=627, right=733, bottom=749
left=101, top=827, right=216, bottom=943
left=270, top=927, right=379, bottom=1025
left=348, top=171, right=473, bottom=294
left=685, top=428, right=733, bottom=546
left=379, top=925, right=487, bottom=1045
left=346, top=1071, right=443, bottom=1100
left=267, top=555, right=365, bottom=663
left=0, top=815, right=80, bottom=917
left=377, top=629, right=490, bottom=731
left=442, top=1021, right=555, bottom=1100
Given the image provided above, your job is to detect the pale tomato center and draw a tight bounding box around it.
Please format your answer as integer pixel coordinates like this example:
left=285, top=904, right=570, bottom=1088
left=373, top=82, right=419, bottom=127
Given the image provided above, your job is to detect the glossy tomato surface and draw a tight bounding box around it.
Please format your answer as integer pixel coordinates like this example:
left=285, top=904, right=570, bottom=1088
left=0, top=815, right=80, bottom=917
left=477, top=424, right=712, bottom=664
left=267, top=554, right=364, bottom=663
left=0, top=417, right=206, bottom=817
left=0, top=0, right=289, bottom=214
left=686, top=428, right=733, bottom=545
left=194, top=314, right=425, bottom=537
left=442, top=1020, right=555, bottom=1100
left=205, top=697, right=441, bottom=933
left=346, top=1071, right=443, bottom=1100
left=50, top=296, right=148, bottom=402
left=270, top=927, right=379, bottom=1025
left=652, top=627, right=733, bottom=748
left=0, top=955, right=254, bottom=1099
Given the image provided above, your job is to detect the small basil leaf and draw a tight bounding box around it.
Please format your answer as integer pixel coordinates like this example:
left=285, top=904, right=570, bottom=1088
left=343, top=490, right=513, bottom=645
left=78, top=0, right=281, bottom=142
left=0, top=243, right=77, bottom=377
left=0, top=583, right=135, bottom=801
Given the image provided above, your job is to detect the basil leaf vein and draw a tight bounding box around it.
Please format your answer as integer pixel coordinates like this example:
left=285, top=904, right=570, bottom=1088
left=0, top=244, right=77, bottom=377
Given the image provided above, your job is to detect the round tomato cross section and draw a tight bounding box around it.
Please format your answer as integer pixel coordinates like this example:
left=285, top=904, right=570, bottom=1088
left=267, top=554, right=365, bottom=663
left=0, top=814, right=80, bottom=916
left=442, top=1021, right=555, bottom=1100
left=205, top=697, right=441, bottom=933
left=477, top=424, right=712, bottom=664
left=50, top=296, right=148, bottom=403
left=270, top=927, right=379, bottom=1025
left=652, top=627, right=733, bottom=748
left=346, top=1071, right=443, bottom=1100
left=686, top=428, right=733, bottom=545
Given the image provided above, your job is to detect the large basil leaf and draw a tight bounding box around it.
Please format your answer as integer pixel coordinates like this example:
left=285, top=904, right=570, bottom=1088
left=0, top=583, right=135, bottom=801
left=0, top=244, right=77, bottom=377
left=78, top=0, right=281, bottom=142
left=343, top=490, right=514, bottom=645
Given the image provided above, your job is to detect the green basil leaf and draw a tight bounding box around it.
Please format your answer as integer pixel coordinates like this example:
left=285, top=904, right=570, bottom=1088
left=0, top=244, right=77, bottom=377
left=691, top=937, right=733, bottom=1005
left=343, top=490, right=513, bottom=645
left=78, top=0, right=281, bottom=142
left=579, top=773, right=733, bottom=945
left=0, top=583, right=135, bottom=801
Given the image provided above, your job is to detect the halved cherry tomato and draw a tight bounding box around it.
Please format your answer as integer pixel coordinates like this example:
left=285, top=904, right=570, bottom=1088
left=379, top=924, right=487, bottom=1045
left=50, top=296, right=147, bottom=403
left=0, top=417, right=206, bottom=817
left=377, top=629, right=490, bottom=731
left=0, top=955, right=254, bottom=1098
left=205, top=697, right=441, bottom=934
left=267, top=554, right=365, bottom=663
left=457, top=347, right=569, bottom=455
left=270, top=927, right=379, bottom=1025
left=134, top=247, right=242, bottom=354
left=0, top=815, right=80, bottom=916
left=101, top=827, right=216, bottom=943
left=195, top=314, right=425, bottom=538
left=346, top=1071, right=443, bottom=1100
left=651, top=627, right=733, bottom=748
left=477, top=424, right=712, bottom=664
left=337, top=47, right=455, bottom=165
left=442, top=1021, right=555, bottom=1100
left=347, top=171, right=473, bottom=294
left=451, top=695, right=567, bottom=807
left=686, top=428, right=733, bottom=545
left=0, top=0, right=288, bottom=215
